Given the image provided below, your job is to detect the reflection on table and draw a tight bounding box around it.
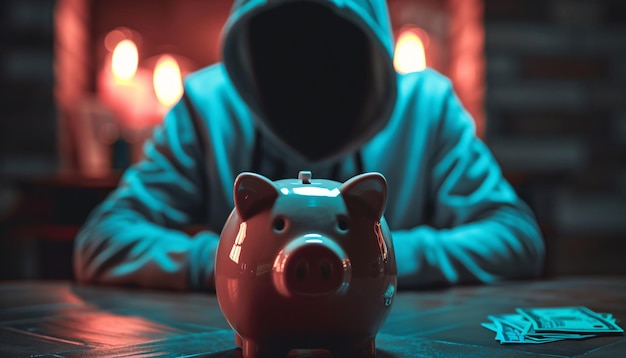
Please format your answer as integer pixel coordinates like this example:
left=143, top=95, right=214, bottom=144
left=0, top=276, right=624, bottom=357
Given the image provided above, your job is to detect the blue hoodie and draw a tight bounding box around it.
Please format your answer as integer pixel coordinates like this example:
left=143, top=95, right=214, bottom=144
left=74, top=0, right=545, bottom=290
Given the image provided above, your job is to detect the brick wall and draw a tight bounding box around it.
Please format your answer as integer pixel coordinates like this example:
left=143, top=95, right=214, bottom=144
left=0, top=0, right=58, bottom=279
left=484, top=0, right=626, bottom=275
left=0, top=0, right=57, bottom=178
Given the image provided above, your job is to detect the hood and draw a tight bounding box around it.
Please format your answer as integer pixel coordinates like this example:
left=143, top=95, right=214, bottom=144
left=221, top=0, right=397, bottom=163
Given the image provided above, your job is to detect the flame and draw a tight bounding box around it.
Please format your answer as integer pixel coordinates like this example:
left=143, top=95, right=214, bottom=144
left=393, top=28, right=427, bottom=74
left=111, top=39, right=138, bottom=80
left=153, top=54, right=183, bottom=108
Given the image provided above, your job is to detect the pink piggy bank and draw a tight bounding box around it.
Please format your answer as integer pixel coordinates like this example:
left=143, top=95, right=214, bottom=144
left=215, top=171, right=397, bottom=358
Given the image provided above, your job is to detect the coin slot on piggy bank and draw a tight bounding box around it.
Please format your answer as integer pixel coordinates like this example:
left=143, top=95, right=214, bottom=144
left=215, top=171, right=397, bottom=358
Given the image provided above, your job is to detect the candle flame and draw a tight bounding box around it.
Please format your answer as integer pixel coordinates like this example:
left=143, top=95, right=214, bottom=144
left=153, top=55, right=183, bottom=108
left=112, top=39, right=138, bottom=80
left=393, top=29, right=427, bottom=74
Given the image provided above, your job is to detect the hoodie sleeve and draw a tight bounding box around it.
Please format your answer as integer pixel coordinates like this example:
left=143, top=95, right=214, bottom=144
left=73, top=98, right=218, bottom=291
left=392, top=84, right=546, bottom=289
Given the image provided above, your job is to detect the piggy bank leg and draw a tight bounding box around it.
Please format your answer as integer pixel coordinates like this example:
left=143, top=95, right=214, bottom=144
left=234, top=333, right=243, bottom=348
left=333, top=337, right=376, bottom=358
left=240, top=338, right=260, bottom=358
left=240, top=338, right=290, bottom=358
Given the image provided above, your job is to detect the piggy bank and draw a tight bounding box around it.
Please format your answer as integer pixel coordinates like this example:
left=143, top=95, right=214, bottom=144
left=215, top=171, right=397, bottom=358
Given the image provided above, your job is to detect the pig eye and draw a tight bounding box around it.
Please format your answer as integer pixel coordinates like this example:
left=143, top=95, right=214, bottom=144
left=273, top=217, right=287, bottom=232
left=337, top=216, right=349, bottom=232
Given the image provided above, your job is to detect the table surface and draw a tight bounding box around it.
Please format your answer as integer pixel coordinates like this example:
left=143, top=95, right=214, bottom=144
left=0, top=276, right=624, bottom=357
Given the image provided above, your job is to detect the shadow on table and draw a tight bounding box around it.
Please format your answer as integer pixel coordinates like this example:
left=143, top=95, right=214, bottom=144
left=205, top=348, right=397, bottom=357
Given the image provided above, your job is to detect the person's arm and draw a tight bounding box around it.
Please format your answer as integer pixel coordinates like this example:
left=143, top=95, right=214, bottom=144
left=73, top=97, right=218, bottom=291
left=393, top=86, right=545, bottom=289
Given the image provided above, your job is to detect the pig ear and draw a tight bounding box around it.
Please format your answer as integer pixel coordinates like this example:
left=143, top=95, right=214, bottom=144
left=340, top=172, right=387, bottom=220
left=234, top=172, right=279, bottom=220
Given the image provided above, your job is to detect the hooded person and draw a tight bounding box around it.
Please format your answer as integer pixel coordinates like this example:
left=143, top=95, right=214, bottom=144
left=74, top=0, right=545, bottom=290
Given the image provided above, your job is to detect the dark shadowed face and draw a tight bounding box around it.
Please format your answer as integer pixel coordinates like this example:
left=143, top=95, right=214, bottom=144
left=248, top=2, right=372, bottom=161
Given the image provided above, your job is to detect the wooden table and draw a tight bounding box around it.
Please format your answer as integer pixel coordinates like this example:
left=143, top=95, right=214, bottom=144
left=0, top=276, right=624, bottom=357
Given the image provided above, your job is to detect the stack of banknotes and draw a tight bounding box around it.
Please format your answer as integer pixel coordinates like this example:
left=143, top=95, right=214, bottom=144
left=482, top=306, right=624, bottom=344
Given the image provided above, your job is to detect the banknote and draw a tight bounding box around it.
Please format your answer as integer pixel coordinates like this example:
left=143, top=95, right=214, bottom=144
left=482, top=307, right=622, bottom=344
left=516, top=306, right=624, bottom=333
left=483, top=317, right=565, bottom=344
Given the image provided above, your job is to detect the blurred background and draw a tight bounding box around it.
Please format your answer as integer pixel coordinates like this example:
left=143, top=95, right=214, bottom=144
left=0, top=0, right=625, bottom=281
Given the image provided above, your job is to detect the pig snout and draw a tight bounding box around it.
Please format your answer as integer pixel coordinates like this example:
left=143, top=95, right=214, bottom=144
left=272, top=235, right=351, bottom=297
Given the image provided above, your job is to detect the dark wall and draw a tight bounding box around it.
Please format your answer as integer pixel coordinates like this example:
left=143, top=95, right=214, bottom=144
left=0, top=0, right=58, bottom=279
left=0, top=0, right=57, bottom=178
left=484, top=0, right=626, bottom=275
